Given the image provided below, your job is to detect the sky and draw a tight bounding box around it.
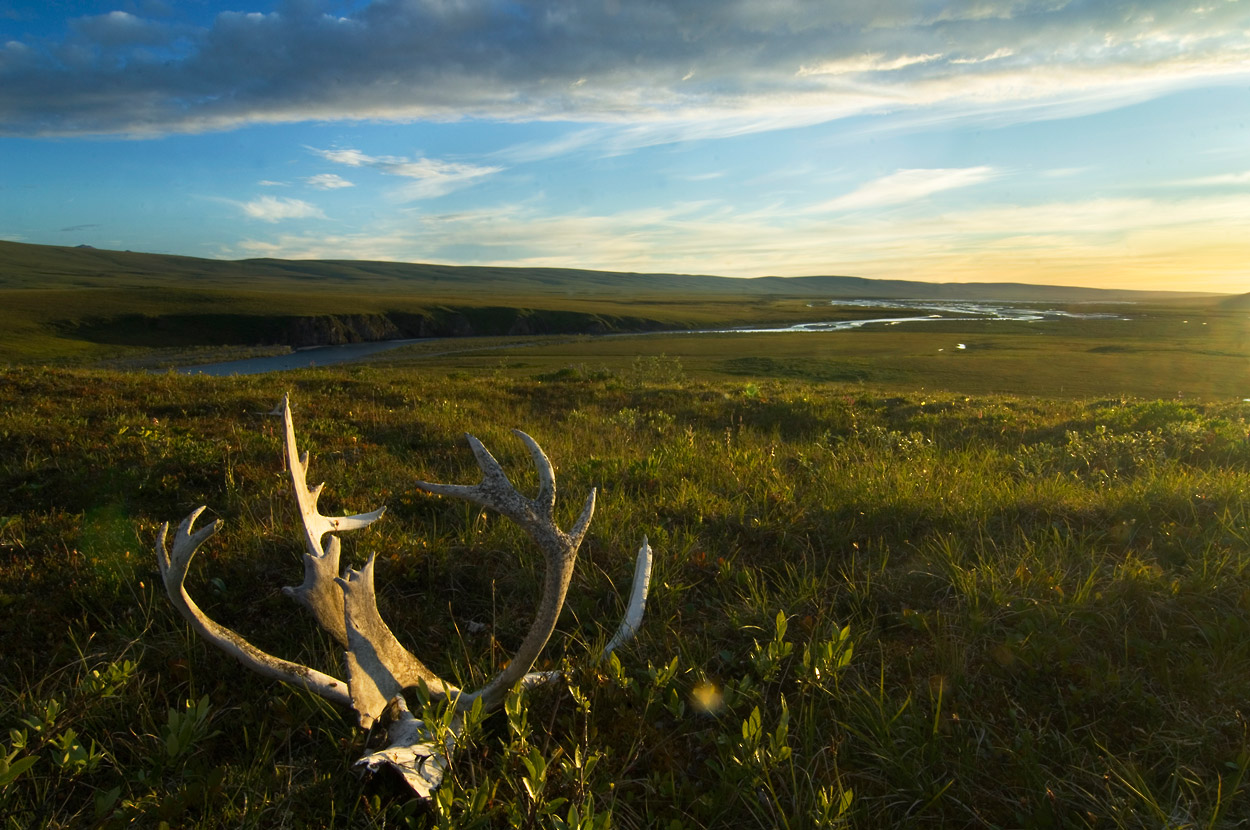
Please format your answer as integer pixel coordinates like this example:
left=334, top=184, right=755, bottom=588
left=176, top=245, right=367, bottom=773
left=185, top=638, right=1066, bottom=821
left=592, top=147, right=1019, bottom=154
left=1, top=1, right=1248, bottom=293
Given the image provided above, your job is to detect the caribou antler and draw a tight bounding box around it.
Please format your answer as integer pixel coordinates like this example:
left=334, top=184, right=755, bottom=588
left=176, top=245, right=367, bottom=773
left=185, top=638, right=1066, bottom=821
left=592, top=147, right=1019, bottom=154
left=278, top=392, right=385, bottom=648
left=154, top=396, right=654, bottom=798
left=414, top=430, right=596, bottom=710
left=155, top=508, right=352, bottom=708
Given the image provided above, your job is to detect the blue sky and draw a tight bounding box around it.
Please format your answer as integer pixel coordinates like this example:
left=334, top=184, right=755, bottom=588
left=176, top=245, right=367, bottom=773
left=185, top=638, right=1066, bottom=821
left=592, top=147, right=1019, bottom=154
left=1, top=0, right=1248, bottom=292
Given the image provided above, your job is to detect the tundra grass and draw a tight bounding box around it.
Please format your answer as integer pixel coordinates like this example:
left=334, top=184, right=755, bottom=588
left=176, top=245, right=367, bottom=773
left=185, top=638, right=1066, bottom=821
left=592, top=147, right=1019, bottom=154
left=377, top=307, right=1250, bottom=401
left=1, top=366, right=1248, bottom=828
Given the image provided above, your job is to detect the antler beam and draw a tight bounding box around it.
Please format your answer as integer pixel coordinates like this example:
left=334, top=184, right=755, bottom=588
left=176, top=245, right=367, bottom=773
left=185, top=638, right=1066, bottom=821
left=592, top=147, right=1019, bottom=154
left=414, top=430, right=596, bottom=711
left=155, top=507, right=352, bottom=708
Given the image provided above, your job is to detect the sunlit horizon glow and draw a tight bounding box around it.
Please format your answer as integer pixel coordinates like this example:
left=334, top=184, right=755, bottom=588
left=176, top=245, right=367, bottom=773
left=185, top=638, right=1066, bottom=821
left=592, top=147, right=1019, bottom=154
left=1, top=1, right=1248, bottom=294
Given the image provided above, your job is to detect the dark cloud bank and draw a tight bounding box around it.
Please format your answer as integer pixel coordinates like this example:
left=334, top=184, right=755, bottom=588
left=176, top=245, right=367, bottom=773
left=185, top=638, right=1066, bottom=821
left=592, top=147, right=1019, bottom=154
left=1, top=0, right=1246, bottom=136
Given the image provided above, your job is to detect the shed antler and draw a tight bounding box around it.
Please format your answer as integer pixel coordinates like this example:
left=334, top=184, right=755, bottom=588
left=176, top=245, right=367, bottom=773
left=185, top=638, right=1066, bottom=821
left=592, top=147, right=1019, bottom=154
left=154, top=396, right=653, bottom=797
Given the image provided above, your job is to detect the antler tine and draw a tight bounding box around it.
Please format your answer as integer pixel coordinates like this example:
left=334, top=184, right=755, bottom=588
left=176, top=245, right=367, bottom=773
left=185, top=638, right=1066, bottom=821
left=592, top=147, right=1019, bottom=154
left=567, top=488, right=596, bottom=550
left=155, top=509, right=352, bottom=708
left=280, top=394, right=386, bottom=551
left=416, top=434, right=532, bottom=525
left=277, top=394, right=385, bottom=646
left=416, top=432, right=593, bottom=545
left=602, top=536, right=653, bottom=659
left=513, top=429, right=556, bottom=515
left=416, top=431, right=598, bottom=711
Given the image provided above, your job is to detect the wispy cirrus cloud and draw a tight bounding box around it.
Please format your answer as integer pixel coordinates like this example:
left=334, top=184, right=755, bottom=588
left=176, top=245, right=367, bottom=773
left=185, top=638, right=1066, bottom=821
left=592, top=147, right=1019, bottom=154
left=796, top=53, right=944, bottom=77
left=1174, top=170, right=1250, bottom=186
left=312, top=147, right=501, bottom=200
left=950, top=48, right=1014, bottom=65
left=809, top=167, right=999, bottom=213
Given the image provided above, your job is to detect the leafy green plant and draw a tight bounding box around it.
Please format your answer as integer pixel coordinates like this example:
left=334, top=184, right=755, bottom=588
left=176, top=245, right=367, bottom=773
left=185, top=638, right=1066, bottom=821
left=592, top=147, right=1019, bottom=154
left=750, top=610, right=794, bottom=682
left=0, top=735, right=36, bottom=789
left=161, top=695, right=215, bottom=763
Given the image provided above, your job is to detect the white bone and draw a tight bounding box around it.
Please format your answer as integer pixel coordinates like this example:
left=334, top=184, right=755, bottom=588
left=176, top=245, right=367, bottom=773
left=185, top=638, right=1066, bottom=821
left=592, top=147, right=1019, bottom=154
left=155, top=397, right=654, bottom=798
left=603, top=536, right=653, bottom=659
left=155, top=508, right=352, bottom=708
left=354, top=695, right=455, bottom=799
left=276, top=393, right=385, bottom=647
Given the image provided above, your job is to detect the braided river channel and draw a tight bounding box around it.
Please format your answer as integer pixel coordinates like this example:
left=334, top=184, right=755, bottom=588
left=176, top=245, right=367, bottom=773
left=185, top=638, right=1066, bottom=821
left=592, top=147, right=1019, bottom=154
left=180, top=299, right=1126, bottom=376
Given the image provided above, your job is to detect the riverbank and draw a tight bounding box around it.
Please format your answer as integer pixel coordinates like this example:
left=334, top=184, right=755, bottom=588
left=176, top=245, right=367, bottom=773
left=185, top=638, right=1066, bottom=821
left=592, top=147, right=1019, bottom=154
left=178, top=338, right=431, bottom=376
left=173, top=299, right=1134, bottom=376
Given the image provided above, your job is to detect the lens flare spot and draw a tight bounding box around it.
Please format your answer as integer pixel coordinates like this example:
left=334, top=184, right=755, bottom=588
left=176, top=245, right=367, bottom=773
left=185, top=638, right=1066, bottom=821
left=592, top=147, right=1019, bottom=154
left=691, top=681, right=724, bottom=714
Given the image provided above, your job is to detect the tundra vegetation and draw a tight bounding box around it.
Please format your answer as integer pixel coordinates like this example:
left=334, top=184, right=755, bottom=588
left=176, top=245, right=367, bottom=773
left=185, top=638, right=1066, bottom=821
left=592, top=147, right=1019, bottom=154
left=0, top=240, right=1236, bottom=367
left=1, top=331, right=1249, bottom=827
left=0, top=242, right=1247, bottom=826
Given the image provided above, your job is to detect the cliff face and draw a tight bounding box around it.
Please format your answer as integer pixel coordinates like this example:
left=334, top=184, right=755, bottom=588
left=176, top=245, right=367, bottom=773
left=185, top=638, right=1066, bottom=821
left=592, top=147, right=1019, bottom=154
left=65, top=306, right=663, bottom=349
left=276, top=309, right=624, bottom=346
left=281, top=312, right=490, bottom=346
left=283, top=314, right=403, bottom=347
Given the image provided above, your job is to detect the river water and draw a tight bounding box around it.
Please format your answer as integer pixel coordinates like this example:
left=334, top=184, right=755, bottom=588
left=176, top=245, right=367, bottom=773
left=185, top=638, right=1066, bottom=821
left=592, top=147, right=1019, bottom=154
left=179, top=300, right=1125, bottom=376
left=728, top=299, right=1125, bottom=333
left=180, top=338, right=430, bottom=376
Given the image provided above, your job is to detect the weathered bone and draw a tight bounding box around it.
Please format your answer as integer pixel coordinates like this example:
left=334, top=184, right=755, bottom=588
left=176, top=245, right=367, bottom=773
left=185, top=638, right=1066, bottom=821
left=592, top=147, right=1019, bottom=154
left=415, top=430, right=597, bottom=712
left=338, top=554, right=457, bottom=725
left=155, top=396, right=654, bottom=797
left=355, top=695, right=454, bottom=798
left=277, top=393, right=385, bottom=647
left=603, top=535, right=653, bottom=658
left=155, top=508, right=352, bottom=708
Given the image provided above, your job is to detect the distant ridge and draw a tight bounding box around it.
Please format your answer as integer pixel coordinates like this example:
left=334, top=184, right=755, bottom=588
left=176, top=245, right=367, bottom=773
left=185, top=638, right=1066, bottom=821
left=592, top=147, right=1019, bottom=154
left=0, top=240, right=1222, bottom=303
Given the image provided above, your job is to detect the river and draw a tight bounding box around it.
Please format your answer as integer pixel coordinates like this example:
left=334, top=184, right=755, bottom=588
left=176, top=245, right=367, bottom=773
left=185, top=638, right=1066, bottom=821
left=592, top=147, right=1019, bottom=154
left=727, top=298, right=1126, bottom=333
left=180, top=338, right=430, bottom=376
left=179, top=300, right=1126, bottom=376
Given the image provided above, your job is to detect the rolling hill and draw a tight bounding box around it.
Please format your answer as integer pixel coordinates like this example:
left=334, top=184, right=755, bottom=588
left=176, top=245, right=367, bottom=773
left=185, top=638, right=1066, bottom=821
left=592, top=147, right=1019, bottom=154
left=0, top=240, right=1231, bottom=363
left=0, top=240, right=1221, bottom=301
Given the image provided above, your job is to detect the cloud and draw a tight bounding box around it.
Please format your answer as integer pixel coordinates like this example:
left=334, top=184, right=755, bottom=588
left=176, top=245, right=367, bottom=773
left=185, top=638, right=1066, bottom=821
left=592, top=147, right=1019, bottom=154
left=223, top=189, right=1250, bottom=293
left=234, top=230, right=415, bottom=261
left=809, top=167, right=998, bottom=213
left=305, top=173, right=354, bottom=190
left=0, top=0, right=1246, bottom=137
left=312, top=147, right=501, bottom=200
left=1175, top=171, right=1250, bottom=186
left=238, top=196, right=325, bottom=222
left=68, top=11, right=182, bottom=48
left=950, top=48, right=1014, bottom=65
left=796, top=53, right=944, bottom=77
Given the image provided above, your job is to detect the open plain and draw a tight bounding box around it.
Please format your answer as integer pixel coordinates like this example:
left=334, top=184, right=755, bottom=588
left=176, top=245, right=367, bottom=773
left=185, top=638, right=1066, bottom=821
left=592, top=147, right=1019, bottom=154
left=1, top=244, right=1248, bottom=827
